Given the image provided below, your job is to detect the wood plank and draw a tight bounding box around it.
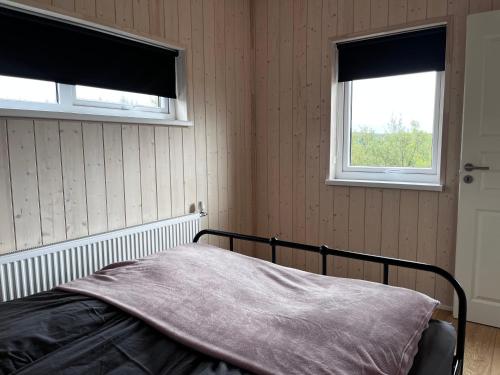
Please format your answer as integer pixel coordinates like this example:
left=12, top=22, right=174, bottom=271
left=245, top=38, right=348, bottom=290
left=397, top=190, right=419, bottom=290
left=407, top=0, right=427, bottom=21
left=122, top=125, right=142, bottom=226
left=254, top=0, right=269, bottom=258
left=278, top=0, right=294, bottom=266
left=364, top=188, right=382, bottom=282
left=225, top=0, right=238, bottom=242
left=59, top=121, right=88, bottom=239
left=35, top=120, right=66, bottom=245
left=494, top=0, right=500, bottom=10
left=464, top=322, right=497, bottom=375
left=149, top=0, right=164, bottom=37
left=267, top=0, right=280, bottom=251
left=353, top=0, right=371, bottom=32
left=75, top=0, right=96, bottom=17
left=204, top=0, right=220, bottom=246
left=388, top=0, right=407, bottom=25
left=96, top=0, right=116, bottom=23
left=347, top=187, right=365, bottom=279
left=338, top=0, right=354, bottom=35
left=492, top=330, right=500, bottom=375
left=319, top=0, right=337, bottom=276
left=305, top=0, right=322, bottom=273
left=370, top=0, right=388, bottom=28
left=469, top=0, right=493, bottom=14
left=169, top=128, right=185, bottom=217
left=139, top=126, right=158, bottom=223
left=115, top=0, right=133, bottom=28
left=291, top=0, right=307, bottom=270
left=0, top=120, right=16, bottom=254
left=155, top=127, right=172, bottom=219
left=215, top=0, right=229, bottom=249
left=191, top=0, right=209, bottom=233
left=103, top=123, right=126, bottom=230
left=164, top=0, right=179, bottom=40
left=82, top=122, right=107, bottom=235
left=53, top=0, right=76, bottom=12
left=426, top=0, right=447, bottom=18
left=179, top=0, right=197, bottom=214
left=333, top=186, right=349, bottom=277
left=133, top=0, right=150, bottom=33
left=416, top=191, right=438, bottom=298
left=380, top=189, right=400, bottom=285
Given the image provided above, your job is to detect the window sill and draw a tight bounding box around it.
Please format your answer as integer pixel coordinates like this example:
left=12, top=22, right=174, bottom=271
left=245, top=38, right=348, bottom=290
left=325, top=178, right=444, bottom=191
left=0, top=107, right=193, bottom=127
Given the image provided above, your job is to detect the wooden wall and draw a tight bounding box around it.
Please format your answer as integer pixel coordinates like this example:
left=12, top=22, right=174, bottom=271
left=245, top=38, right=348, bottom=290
left=0, top=0, right=254, bottom=255
left=252, top=0, right=500, bottom=306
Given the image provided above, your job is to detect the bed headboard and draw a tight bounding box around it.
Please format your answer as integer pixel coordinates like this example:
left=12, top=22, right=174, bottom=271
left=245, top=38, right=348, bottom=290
left=0, top=213, right=202, bottom=302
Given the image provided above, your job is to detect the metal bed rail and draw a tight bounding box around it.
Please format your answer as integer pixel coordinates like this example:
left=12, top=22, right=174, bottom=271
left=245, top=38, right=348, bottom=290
left=193, top=229, right=466, bottom=375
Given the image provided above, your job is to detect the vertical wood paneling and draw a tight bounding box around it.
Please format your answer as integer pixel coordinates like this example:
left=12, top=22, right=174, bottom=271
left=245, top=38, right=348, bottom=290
left=133, top=0, right=150, bottom=33
left=83, top=123, right=108, bottom=235
left=388, top=0, right=407, bottom=25
left=0, top=120, right=15, bottom=254
left=278, top=0, right=294, bottom=266
left=60, top=121, right=88, bottom=239
left=371, top=0, right=388, bottom=28
left=407, top=0, right=426, bottom=21
left=397, top=190, right=418, bottom=290
left=254, top=0, right=269, bottom=258
left=319, top=0, right=337, bottom=275
left=191, top=0, right=209, bottom=232
left=364, top=188, right=382, bottom=282
left=35, top=120, right=66, bottom=245
left=292, top=0, right=307, bottom=270
left=149, top=0, right=164, bottom=37
left=155, top=127, right=172, bottom=219
left=338, top=0, right=354, bottom=34
left=122, top=125, right=142, bottom=226
left=139, top=126, right=158, bottom=223
left=103, top=123, right=126, bottom=230
left=53, top=0, right=76, bottom=12
left=96, top=0, right=116, bottom=22
left=215, top=0, right=229, bottom=248
left=416, top=191, right=438, bottom=297
left=347, top=187, right=365, bottom=279
left=333, top=186, right=349, bottom=277
left=75, top=0, right=97, bottom=17
left=267, top=0, right=281, bottom=247
left=354, top=0, right=371, bottom=31
left=427, top=0, right=447, bottom=17
left=381, top=189, right=400, bottom=285
left=305, top=0, right=322, bottom=273
left=204, top=0, right=220, bottom=246
left=115, top=0, right=133, bottom=28
left=179, top=0, right=197, bottom=215
left=8, top=120, right=42, bottom=249
left=469, top=0, right=492, bottom=13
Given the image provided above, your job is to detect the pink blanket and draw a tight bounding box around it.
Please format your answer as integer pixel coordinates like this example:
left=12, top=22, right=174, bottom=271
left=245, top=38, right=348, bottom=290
left=57, top=243, right=438, bottom=375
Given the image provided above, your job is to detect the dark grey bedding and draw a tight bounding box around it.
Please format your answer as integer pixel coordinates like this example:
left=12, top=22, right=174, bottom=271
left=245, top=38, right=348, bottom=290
left=0, top=290, right=456, bottom=375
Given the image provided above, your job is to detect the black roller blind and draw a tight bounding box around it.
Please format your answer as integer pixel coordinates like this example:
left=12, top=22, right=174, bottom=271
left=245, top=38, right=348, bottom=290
left=0, top=6, right=178, bottom=98
left=337, top=26, right=446, bottom=82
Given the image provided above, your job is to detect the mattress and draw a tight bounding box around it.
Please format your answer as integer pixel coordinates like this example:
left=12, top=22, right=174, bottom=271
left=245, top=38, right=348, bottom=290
left=0, top=290, right=456, bottom=375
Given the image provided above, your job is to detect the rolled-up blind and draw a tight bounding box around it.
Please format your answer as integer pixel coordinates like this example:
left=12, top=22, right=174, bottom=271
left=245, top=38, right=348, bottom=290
left=0, top=6, right=178, bottom=98
left=337, top=26, right=446, bottom=82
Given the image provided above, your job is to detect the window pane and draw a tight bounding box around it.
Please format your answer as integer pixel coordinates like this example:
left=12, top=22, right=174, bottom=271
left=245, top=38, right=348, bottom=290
left=350, top=72, right=437, bottom=169
left=0, top=75, right=57, bottom=103
left=75, top=85, right=160, bottom=108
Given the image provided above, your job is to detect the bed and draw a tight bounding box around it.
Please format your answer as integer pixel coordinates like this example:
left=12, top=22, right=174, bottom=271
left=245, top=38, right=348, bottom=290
left=0, top=229, right=466, bottom=375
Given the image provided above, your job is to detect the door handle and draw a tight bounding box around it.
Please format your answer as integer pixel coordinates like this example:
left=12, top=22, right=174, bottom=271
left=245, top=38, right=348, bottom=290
left=464, top=163, right=490, bottom=172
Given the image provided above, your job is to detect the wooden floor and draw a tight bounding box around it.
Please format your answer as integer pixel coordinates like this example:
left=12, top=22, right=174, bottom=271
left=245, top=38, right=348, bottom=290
left=432, top=310, right=500, bottom=375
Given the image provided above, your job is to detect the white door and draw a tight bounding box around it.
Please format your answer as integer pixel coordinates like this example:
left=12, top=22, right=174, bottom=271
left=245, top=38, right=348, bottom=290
left=455, top=10, right=500, bottom=328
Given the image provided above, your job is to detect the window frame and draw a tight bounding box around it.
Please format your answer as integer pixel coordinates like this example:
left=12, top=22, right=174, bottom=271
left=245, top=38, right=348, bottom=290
left=328, top=26, right=447, bottom=191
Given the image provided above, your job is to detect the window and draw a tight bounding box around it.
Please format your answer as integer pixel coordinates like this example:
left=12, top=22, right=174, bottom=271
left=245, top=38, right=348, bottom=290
left=0, top=75, right=173, bottom=123
left=329, top=26, right=446, bottom=190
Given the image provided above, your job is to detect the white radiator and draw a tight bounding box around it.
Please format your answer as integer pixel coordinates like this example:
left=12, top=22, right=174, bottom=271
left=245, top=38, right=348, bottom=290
left=0, top=213, right=201, bottom=302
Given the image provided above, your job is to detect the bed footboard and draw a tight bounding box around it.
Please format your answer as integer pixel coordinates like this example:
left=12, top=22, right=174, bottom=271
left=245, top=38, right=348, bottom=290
left=193, top=229, right=466, bottom=375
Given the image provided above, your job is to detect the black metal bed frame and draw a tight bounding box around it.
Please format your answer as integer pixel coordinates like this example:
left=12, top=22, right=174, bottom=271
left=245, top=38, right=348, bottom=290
left=193, top=229, right=467, bottom=375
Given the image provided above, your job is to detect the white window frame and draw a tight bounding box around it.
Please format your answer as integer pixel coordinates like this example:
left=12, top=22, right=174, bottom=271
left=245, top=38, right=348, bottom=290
left=0, top=0, right=192, bottom=127
left=328, top=32, right=446, bottom=191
